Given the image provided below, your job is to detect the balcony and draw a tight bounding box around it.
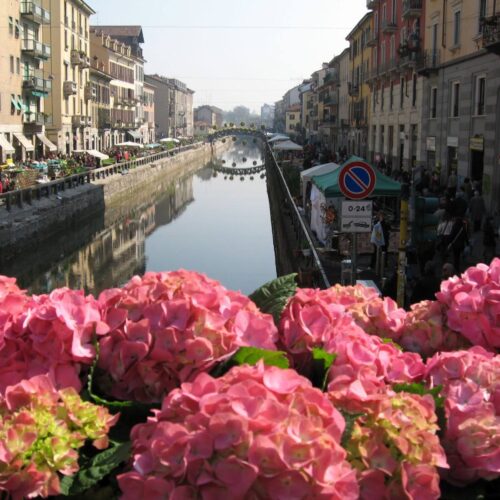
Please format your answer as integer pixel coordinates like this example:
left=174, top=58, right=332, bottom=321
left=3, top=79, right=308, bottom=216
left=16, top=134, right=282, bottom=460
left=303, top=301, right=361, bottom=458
left=84, top=84, right=97, bottom=101
left=382, top=20, right=398, bottom=34
left=324, top=94, right=338, bottom=106
left=388, top=57, right=400, bottom=74
left=323, top=71, right=339, bottom=85
left=23, top=112, right=52, bottom=126
left=20, top=2, right=50, bottom=24
left=402, top=0, right=423, bottom=19
left=348, top=83, right=359, bottom=97
left=22, top=38, right=51, bottom=60
left=366, top=0, right=379, bottom=9
left=481, top=15, right=500, bottom=55
left=71, top=50, right=82, bottom=66
left=72, top=115, right=86, bottom=127
left=63, top=80, right=77, bottom=96
left=23, top=74, right=51, bottom=94
left=366, top=66, right=380, bottom=83
left=417, top=49, right=441, bottom=76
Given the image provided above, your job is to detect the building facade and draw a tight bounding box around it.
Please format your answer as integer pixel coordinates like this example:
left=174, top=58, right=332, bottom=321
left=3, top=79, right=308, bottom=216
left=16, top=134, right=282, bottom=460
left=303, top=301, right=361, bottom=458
left=89, top=66, right=111, bottom=150
left=260, top=103, right=275, bottom=129
left=420, top=0, right=500, bottom=211
left=285, top=104, right=301, bottom=139
left=41, top=0, right=94, bottom=154
left=194, top=105, right=223, bottom=128
left=337, top=47, right=351, bottom=153
left=317, top=62, right=340, bottom=153
left=143, top=80, right=155, bottom=143
left=346, top=12, right=372, bottom=159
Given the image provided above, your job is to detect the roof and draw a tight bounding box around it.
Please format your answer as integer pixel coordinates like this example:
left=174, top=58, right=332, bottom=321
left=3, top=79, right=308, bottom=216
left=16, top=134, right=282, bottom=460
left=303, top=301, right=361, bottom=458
left=346, top=12, right=373, bottom=41
left=75, top=0, right=95, bottom=15
left=91, top=26, right=144, bottom=43
left=312, top=156, right=401, bottom=198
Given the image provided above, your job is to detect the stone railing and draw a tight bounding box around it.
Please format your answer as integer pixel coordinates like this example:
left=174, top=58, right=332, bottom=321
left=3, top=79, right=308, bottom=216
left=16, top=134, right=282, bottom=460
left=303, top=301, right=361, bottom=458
left=0, top=143, right=204, bottom=211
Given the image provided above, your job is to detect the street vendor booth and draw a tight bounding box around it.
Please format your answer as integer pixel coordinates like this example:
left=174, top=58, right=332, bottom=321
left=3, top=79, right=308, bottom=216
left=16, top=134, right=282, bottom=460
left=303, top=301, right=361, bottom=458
left=300, top=162, right=340, bottom=206
left=310, top=156, right=401, bottom=247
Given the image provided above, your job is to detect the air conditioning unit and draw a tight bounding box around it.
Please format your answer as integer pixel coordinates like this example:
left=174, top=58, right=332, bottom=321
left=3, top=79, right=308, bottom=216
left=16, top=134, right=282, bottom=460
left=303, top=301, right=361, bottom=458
left=70, top=49, right=81, bottom=66
left=63, top=80, right=77, bottom=96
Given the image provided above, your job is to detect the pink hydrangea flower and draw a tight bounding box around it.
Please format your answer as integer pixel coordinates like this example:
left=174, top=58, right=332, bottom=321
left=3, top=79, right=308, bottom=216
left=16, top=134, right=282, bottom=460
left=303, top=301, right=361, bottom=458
left=0, top=375, right=117, bottom=500
left=118, top=362, right=359, bottom=499
left=96, top=271, right=278, bottom=403
left=0, top=280, right=104, bottom=395
left=426, top=347, right=500, bottom=484
left=436, top=258, right=500, bottom=350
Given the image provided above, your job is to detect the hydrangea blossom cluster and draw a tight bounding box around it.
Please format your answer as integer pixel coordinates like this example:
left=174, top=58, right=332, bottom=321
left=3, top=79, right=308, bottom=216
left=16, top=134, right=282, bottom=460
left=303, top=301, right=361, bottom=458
left=96, top=270, right=278, bottom=403
left=0, top=375, right=117, bottom=500
left=0, top=283, right=103, bottom=395
left=425, top=347, right=500, bottom=485
left=346, top=391, right=447, bottom=500
left=436, top=258, right=500, bottom=350
left=118, top=363, right=359, bottom=499
left=399, top=301, right=470, bottom=358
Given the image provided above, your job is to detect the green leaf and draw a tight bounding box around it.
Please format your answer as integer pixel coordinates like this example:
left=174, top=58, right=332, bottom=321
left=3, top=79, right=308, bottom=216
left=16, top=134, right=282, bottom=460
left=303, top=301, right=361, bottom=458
left=340, top=411, right=364, bottom=449
left=393, top=382, right=445, bottom=409
left=60, top=442, right=132, bottom=495
left=381, top=338, right=403, bottom=351
left=249, top=274, right=297, bottom=324
left=312, top=348, right=337, bottom=391
left=87, top=339, right=134, bottom=409
left=232, top=347, right=289, bottom=369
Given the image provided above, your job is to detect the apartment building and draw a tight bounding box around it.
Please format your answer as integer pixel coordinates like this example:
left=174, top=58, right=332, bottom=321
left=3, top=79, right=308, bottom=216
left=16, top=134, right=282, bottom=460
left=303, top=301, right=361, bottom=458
left=366, top=0, right=426, bottom=171
left=337, top=47, right=351, bottom=153
left=285, top=104, right=301, bottom=139
left=419, top=0, right=500, bottom=212
left=89, top=66, right=112, bottom=150
left=346, top=12, right=372, bottom=159
left=143, top=80, right=155, bottom=143
left=41, top=0, right=94, bottom=154
left=0, top=0, right=56, bottom=162
left=317, top=61, right=340, bottom=152
left=194, top=105, right=223, bottom=128
left=144, top=74, right=173, bottom=139
left=260, top=103, right=275, bottom=129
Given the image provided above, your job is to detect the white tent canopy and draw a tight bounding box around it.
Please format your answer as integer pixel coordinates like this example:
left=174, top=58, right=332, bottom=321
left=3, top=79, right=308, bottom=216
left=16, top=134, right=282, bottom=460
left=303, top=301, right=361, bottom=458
left=273, top=140, right=303, bottom=151
left=310, top=184, right=328, bottom=244
left=300, top=162, right=340, bottom=205
left=87, top=150, right=109, bottom=160
left=160, top=137, right=180, bottom=143
left=268, top=134, right=290, bottom=143
left=36, top=133, right=57, bottom=152
left=116, top=142, right=144, bottom=148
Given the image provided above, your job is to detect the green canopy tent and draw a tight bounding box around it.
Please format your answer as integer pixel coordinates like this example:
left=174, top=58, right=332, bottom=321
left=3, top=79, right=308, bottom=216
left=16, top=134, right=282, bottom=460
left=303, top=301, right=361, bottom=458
left=312, top=156, right=401, bottom=198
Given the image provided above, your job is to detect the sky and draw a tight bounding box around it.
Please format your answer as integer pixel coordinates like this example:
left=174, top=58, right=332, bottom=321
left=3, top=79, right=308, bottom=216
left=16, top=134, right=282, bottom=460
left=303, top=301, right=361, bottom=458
left=90, top=0, right=368, bottom=113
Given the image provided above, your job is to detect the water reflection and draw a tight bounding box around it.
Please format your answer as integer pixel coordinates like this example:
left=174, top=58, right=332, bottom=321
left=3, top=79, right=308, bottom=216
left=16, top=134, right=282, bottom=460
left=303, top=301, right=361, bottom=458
left=11, top=141, right=276, bottom=296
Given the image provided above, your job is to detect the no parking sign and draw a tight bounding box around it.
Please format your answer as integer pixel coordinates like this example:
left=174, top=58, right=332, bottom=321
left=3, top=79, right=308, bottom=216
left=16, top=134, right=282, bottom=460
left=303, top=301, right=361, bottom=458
left=339, top=160, right=376, bottom=200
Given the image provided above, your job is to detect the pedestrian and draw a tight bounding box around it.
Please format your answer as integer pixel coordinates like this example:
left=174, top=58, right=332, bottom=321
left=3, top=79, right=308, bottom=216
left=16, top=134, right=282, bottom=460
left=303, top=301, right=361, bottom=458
left=411, top=261, right=441, bottom=303
left=447, top=169, right=458, bottom=197
left=441, top=262, right=456, bottom=281
left=483, top=216, right=497, bottom=264
left=469, top=191, right=486, bottom=232
left=463, top=178, right=473, bottom=200
left=370, top=211, right=390, bottom=268
left=447, top=217, right=469, bottom=271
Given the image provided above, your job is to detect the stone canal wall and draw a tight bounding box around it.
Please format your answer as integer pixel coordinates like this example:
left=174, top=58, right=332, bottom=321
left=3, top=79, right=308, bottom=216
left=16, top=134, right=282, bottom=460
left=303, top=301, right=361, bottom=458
left=0, top=142, right=224, bottom=262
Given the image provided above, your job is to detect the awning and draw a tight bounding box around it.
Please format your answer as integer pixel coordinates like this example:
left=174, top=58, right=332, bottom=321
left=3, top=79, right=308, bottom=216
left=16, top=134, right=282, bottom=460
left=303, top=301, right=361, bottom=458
left=36, top=133, right=57, bottom=152
left=127, top=130, right=142, bottom=141
left=116, top=141, right=144, bottom=149
left=273, top=140, right=303, bottom=151
left=86, top=149, right=109, bottom=160
left=0, top=134, right=15, bottom=154
left=13, top=132, right=34, bottom=152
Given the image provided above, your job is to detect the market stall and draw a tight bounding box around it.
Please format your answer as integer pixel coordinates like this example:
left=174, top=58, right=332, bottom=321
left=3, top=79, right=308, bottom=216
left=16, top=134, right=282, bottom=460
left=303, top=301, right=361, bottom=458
left=300, top=162, right=340, bottom=206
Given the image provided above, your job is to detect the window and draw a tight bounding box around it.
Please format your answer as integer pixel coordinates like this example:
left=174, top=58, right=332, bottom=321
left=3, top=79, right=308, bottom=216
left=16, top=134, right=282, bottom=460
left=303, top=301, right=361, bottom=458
left=400, top=77, right=405, bottom=109
left=374, top=12, right=379, bottom=34
left=451, top=81, right=460, bottom=117
left=10, top=56, right=14, bottom=73
left=390, top=81, right=394, bottom=110
left=381, top=86, right=385, bottom=111
left=453, top=10, right=461, bottom=47
left=475, top=76, right=486, bottom=115
left=8, top=17, right=13, bottom=36
left=16, top=58, right=20, bottom=74
left=391, top=0, right=396, bottom=23
left=412, top=74, right=417, bottom=107
left=11, top=94, right=16, bottom=115
left=430, top=87, right=437, bottom=118
left=479, top=0, right=487, bottom=33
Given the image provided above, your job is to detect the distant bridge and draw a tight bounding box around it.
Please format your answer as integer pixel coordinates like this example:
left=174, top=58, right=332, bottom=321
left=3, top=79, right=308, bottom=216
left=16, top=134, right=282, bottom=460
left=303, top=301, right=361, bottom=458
left=207, top=127, right=267, bottom=143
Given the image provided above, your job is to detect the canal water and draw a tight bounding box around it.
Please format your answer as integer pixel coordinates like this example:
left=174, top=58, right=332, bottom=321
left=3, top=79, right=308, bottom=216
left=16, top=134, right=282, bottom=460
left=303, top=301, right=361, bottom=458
left=3, top=141, right=277, bottom=296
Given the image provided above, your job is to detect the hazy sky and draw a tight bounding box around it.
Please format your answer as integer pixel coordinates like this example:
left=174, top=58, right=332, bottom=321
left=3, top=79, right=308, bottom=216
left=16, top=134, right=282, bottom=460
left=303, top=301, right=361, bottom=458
left=91, top=0, right=368, bottom=113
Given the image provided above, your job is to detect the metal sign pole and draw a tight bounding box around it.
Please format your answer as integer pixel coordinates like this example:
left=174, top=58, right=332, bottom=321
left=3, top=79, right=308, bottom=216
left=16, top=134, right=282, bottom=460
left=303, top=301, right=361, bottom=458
left=352, top=233, right=358, bottom=285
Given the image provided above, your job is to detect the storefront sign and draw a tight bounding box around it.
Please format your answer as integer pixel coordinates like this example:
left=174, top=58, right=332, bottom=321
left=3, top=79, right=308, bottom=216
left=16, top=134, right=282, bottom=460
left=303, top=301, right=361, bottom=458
left=470, top=136, right=484, bottom=151
left=426, top=136, right=436, bottom=151
left=447, top=136, right=458, bottom=148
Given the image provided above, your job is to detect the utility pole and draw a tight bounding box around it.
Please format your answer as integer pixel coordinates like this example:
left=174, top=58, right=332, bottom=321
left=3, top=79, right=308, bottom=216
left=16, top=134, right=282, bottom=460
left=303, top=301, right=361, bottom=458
left=397, top=183, right=410, bottom=307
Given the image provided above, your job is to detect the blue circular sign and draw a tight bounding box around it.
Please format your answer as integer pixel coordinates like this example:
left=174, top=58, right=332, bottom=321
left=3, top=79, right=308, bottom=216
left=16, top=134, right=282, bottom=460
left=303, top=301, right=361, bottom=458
left=339, top=161, right=376, bottom=200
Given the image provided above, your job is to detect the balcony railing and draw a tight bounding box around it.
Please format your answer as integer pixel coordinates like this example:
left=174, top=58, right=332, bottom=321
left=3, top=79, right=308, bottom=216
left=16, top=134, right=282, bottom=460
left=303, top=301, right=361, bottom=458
left=382, top=19, right=398, bottom=33
left=23, top=112, right=52, bottom=126
left=323, top=72, right=339, bottom=85
left=20, top=1, right=50, bottom=24
left=402, top=0, right=423, bottom=19
left=22, top=38, right=51, bottom=60
left=23, top=74, right=52, bottom=94
left=417, top=49, right=441, bottom=76
left=324, top=95, right=338, bottom=106
left=481, top=15, right=500, bottom=55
